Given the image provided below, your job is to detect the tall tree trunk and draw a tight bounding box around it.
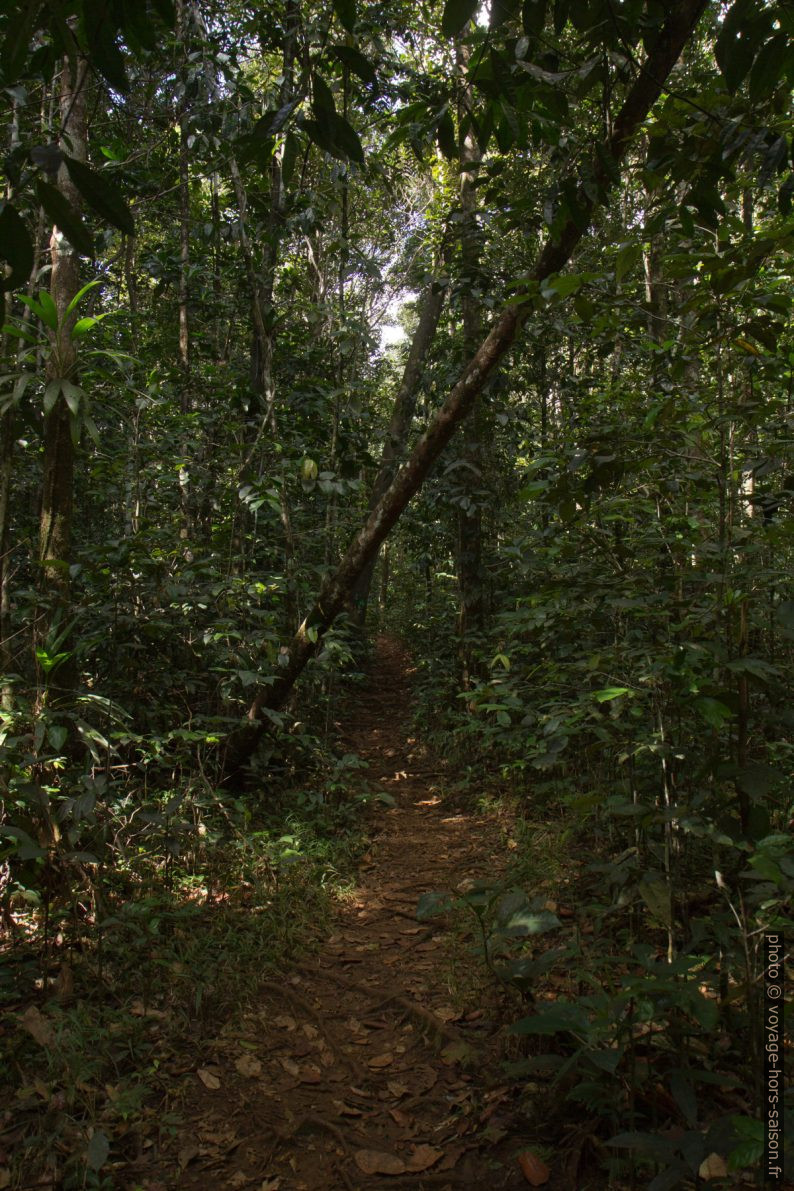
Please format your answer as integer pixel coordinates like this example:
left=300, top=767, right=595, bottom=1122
left=221, top=0, right=709, bottom=780
left=37, top=53, right=88, bottom=703
left=456, top=39, right=485, bottom=686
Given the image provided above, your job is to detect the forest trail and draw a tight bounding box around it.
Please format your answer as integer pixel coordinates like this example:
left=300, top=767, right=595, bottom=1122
left=161, top=637, right=530, bottom=1191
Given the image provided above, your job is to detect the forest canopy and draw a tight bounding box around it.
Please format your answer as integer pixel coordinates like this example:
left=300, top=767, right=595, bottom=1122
left=0, top=0, right=792, bottom=1187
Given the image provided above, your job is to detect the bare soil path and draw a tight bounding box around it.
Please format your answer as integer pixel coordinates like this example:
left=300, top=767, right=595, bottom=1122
left=159, top=637, right=529, bottom=1191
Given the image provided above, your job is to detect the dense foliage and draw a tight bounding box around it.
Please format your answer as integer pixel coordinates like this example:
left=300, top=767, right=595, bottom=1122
left=0, top=0, right=791, bottom=1186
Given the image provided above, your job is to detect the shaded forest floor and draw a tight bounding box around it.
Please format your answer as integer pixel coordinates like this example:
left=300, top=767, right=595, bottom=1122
left=136, top=636, right=558, bottom=1191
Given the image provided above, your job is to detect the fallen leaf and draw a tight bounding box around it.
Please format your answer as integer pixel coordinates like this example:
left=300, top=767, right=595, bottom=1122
left=178, top=1142, right=200, bottom=1170
left=699, top=1154, right=728, bottom=1180
left=229, top=1174, right=248, bottom=1188
left=334, top=1101, right=363, bottom=1117
left=273, top=1014, right=296, bottom=1031
left=197, top=1068, right=221, bottom=1090
left=406, top=1144, right=444, bottom=1172
left=19, top=1006, right=55, bottom=1048
left=235, top=1054, right=262, bottom=1078
left=387, top=1080, right=409, bottom=1099
left=440, top=1041, right=475, bottom=1066
left=389, top=1107, right=412, bottom=1128
left=517, top=1149, right=550, bottom=1186
left=353, top=1150, right=406, bottom=1176
left=280, top=1058, right=300, bottom=1077
left=260, top=1179, right=281, bottom=1190
left=130, top=998, right=168, bottom=1019
left=368, top=1052, right=394, bottom=1068
left=299, top=1066, right=322, bottom=1084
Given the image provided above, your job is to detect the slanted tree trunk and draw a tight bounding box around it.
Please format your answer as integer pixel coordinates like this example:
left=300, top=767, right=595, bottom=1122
left=221, top=0, right=709, bottom=780
left=349, top=262, right=449, bottom=624
left=37, top=53, right=88, bottom=703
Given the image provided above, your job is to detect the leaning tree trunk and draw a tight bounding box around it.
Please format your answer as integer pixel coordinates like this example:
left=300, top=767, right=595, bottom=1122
left=221, top=0, right=710, bottom=781
left=36, top=53, right=88, bottom=704
left=349, top=256, right=449, bottom=625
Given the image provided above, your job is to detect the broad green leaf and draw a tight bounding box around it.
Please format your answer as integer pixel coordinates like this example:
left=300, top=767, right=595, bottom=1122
left=43, top=380, right=62, bottom=415
left=331, top=45, right=376, bottom=84
left=329, top=112, right=364, bottom=164
left=593, top=686, right=629, bottom=702
left=510, top=1000, right=590, bottom=1035
left=0, top=202, right=34, bottom=292
left=65, top=278, right=103, bottom=317
left=436, top=109, right=457, bottom=160
left=333, top=0, right=356, bottom=32
left=36, top=178, right=94, bottom=256
left=637, top=877, right=671, bottom=927
left=38, top=290, right=58, bottom=330
left=64, top=157, right=134, bottom=236
left=86, top=1129, right=110, bottom=1170
left=441, top=0, right=478, bottom=38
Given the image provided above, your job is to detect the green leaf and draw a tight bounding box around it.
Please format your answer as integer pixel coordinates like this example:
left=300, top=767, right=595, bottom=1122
left=63, top=157, right=134, bottom=236
left=86, top=9, right=130, bottom=93
left=43, top=381, right=61, bottom=415
left=0, top=202, right=33, bottom=292
left=330, top=45, right=376, bottom=85
left=416, top=890, right=454, bottom=920
left=61, top=380, right=83, bottom=416
left=748, top=32, right=790, bottom=102
left=442, top=0, right=478, bottom=38
left=694, top=696, right=733, bottom=728
left=436, top=109, right=457, bottom=159
left=615, top=242, right=640, bottom=283
left=333, top=0, right=356, bottom=32
left=47, top=724, right=68, bottom=752
left=593, top=686, right=629, bottom=702
left=522, top=0, right=547, bottom=36
left=637, top=877, right=672, bottom=927
left=312, top=72, right=337, bottom=122
left=1, top=1, right=41, bottom=83
left=38, top=290, right=58, bottom=330
left=501, top=908, right=562, bottom=936
left=65, top=278, right=103, bottom=317
left=250, top=98, right=301, bottom=142
left=715, top=4, right=760, bottom=93
left=510, top=1000, right=590, bottom=1035
left=36, top=178, right=94, bottom=256
left=329, top=112, right=364, bottom=164
left=541, top=272, right=584, bottom=300
left=86, top=1128, right=110, bottom=1171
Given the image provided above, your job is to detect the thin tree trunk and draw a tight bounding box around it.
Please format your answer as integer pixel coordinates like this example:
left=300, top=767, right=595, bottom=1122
left=221, top=0, right=709, bottom=779
left=37, top=53, right=88, bottom=703
left=456, top=39, right=485, bottom=686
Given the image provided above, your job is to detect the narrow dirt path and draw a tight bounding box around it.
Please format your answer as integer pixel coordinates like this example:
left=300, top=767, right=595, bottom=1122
left=163, top=637, right=527, bottom=1190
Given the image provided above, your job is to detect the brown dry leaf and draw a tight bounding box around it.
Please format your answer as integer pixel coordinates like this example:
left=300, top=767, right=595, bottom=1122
left=19, top=1006, right=55, bottom=1048
left=299, top=1066, right=322, bottom=1084
left=698, top=1154, right=728, bottom=1181
left=368, top=1052, right=394, bottom=1069
left=130, top=998, right=168, bottom=1020
left=517, top=1149, right=550, bottom=1186
left=280, top=1057, right=300, bottom=1077
left=273, top=1014, right=296, bottom=1031
left=0, top=1169, right=10, bottom=1190
left=177, top=1142, right=200, bottom=1170
left=406, top=1144, right=444, bottom=1172
left=334, top=1101, right=364, bottom=1117
left=260, top=1179, right=281, bottom=1190
left=353, top=1150, right=407, bottom=1176
left=229, top=1173, right=248, bottom=1189
left=235, top=1054, right=263, bottom=1078
left=197, top=1068, right=221, bottom=1090
left=387, top=1080, right=410, bottom=1099
left=440, top=1041, right=475, bottom=1067
left=388, top=1107, right=412, bottom=1128
left=434, top=1006, right=458, bottom=1023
